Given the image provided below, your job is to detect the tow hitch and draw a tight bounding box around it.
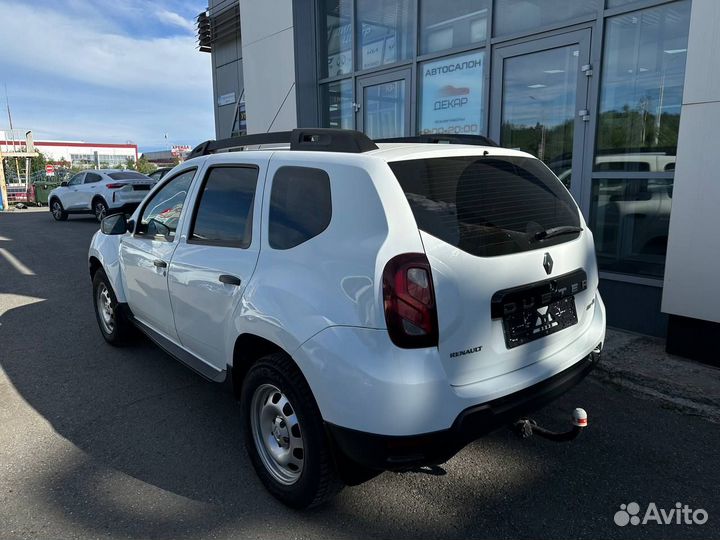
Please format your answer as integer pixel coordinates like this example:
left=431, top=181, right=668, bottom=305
left=513, top=408, right=588, bottom=442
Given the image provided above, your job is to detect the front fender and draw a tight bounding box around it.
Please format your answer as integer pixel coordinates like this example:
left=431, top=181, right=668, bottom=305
left=88, top=230, right=127, bottom=303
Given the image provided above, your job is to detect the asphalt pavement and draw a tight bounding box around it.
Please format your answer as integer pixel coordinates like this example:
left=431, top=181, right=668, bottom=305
left=1, top=208, right=718, bottom=540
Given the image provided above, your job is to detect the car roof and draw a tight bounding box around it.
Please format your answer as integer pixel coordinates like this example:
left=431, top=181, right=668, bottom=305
left=365, top=143, right=534, bottom=162
left=190, top=143, right=534, bottom=167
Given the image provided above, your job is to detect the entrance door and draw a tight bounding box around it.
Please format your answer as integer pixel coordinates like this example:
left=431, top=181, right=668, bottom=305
left=491, top=30, right=591, bottom=200
left=356, top=68, right=412, bottom=139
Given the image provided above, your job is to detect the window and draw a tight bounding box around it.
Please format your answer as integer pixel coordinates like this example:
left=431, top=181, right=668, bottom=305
left=493, top=0, right=596, bottom=37
left=84, top=173, right=102, bottom=184
left=137, top=169, right=195, bottom=239
left=389, top=156, right=580, bottom=257
left=320, top=0, right=353, bottom=78
left=418, top=50, right=485, bottom=135
left=595, top=1, right=690, bottom=167
left=67, top=173, right=84, bottom=186
left=419, top=0, right=488, bottom=55
left=108, top=172, right=149, bottom=180
left=190, top=167, right=258, bottom=248
left=321, top=79, right=353, bottom=129
left=356, top=0, right=413, bottom=70
left=269, top=167, right=332, bottom=250
left=589, top=178, right=672, bottom=277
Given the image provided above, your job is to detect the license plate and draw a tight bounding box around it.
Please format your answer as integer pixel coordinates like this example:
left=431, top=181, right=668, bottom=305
left=502, top=296, right=578, bottom=349
left=491, top=269, right=586, bottom=349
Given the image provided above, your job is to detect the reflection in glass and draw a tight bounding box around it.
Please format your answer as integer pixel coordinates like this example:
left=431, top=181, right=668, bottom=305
left=419, top=50, right=485, bottom=135
left=590, top=178, right=673, bottom=277
left=493, top=0, right=596, bottom=37
left=595, top=2, right=690, bottom=169
left=500, top=45, right=579, bottom=186
left=419, top=0, right=488, bottom=55
left=363, top=80, right=406, bottom=139
left=321, top=79, right=353, bottom=129
left=356, top=0, right=413, bottom=70
left=320, top=0, right=353, bottom=78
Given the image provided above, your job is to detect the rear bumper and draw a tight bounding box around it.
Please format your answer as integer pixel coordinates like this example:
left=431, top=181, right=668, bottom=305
left=327, top=349, right=600, bottom=470
left=108, top=202, right=139, bottom=214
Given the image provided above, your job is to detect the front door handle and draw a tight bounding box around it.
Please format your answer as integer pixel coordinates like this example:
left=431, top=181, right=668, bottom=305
left=153, top=259, right=167, bottom=268
left=219, top=274, right=242, bottom=286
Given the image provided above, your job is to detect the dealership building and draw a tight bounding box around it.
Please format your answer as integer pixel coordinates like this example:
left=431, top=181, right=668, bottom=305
left=0, top=137, right=138, bottom=169
left=198, top=0, right=719, bottom=363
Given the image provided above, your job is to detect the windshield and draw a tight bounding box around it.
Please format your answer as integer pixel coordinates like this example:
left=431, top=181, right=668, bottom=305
left=389, top=155, right=581, bottom=257
left=108, top=172, right=149, bottom=180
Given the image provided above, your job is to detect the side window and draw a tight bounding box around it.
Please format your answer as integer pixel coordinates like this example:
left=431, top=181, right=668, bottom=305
left=68, top=173, right=84, bottom=186
left=190, top=166, right=259, bottom=248
left=85, top=173, right=102, bottom=184
left=269, top=166, right=332, bottom=250
left=137, top=169, right=195, bottom=239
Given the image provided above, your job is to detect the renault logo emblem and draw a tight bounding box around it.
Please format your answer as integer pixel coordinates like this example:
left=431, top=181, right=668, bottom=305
left=543, top=253, right=553, bottom=275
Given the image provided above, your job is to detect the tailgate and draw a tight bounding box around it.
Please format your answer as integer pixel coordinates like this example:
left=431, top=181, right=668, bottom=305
left=423, top=231, right=598, bottom=386
left=388, top=153, right=598, bottom=387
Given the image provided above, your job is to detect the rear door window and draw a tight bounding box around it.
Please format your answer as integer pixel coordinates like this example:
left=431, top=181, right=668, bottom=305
left=389, top=155, right=581, bottom=257
left=84, top=173, right=102, bottom=183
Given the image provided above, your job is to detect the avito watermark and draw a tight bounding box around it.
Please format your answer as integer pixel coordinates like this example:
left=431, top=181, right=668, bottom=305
left=614, top=502, right=708, bottom=526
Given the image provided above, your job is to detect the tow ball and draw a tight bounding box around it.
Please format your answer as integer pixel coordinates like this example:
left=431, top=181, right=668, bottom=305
left=513, top=408, right=588, bottom=442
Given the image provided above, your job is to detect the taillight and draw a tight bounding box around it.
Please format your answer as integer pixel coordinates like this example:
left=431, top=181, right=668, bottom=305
left=106, top=183, right=126, bottom=189
left=382, top=253, right=439, bottom=348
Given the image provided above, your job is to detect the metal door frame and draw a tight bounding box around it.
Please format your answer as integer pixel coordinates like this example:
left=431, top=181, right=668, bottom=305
left=490, top=29, right=592, bottom=203
left=355, top=67, right=413, bottom=136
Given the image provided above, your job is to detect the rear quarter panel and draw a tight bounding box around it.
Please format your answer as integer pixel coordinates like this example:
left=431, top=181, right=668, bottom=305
left=232, top=152, right=424, bottom=357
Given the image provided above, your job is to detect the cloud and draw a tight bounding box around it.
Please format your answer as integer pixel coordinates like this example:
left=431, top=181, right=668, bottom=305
left=155, top=9, right=197, bottom=33
left=0, top=1, right=208, bottom=92
left=0, top=0, right=214, bottom=149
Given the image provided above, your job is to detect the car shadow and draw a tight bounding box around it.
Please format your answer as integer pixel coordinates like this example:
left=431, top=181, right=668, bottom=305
left=1, top=211, right=718, bottom=539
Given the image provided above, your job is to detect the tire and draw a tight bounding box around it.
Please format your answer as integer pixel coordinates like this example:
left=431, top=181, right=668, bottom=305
left=241, top=352, right=344, bottom=508
left=93, top=198, right=109, bottom=222
left=50, top=198, right=68, bottom=221
left=92, top=269, right=133, bottom=345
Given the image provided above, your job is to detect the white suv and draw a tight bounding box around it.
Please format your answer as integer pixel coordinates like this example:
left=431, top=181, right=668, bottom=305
left=49, top=169, right=155, bottom=222
left=88, top=129, right=606, bottom=508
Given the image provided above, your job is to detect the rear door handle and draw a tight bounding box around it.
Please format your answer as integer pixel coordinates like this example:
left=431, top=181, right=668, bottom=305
left=153, top=259, right=167, bottom=268
left=219, top=274, right=242, bottom=286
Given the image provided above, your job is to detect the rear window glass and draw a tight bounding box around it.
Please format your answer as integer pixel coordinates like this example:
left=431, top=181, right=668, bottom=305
left=389, top=156, right=580, bottom=257
left=269, top=166, right=332, bottom=250
left=108, top=172, right=149, bottom=180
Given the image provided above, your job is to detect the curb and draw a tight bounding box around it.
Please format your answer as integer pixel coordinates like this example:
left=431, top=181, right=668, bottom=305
left=592, top=328, right=720, bottom=424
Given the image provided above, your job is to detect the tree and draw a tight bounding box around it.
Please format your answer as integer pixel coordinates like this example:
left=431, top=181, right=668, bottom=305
left=132, top=156, right=156, bottom=174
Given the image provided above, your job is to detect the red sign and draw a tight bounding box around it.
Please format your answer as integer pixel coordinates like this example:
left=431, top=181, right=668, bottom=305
left=45, top=164, right=55, bottom=176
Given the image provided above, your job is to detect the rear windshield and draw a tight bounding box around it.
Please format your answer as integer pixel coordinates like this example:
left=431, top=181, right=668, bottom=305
left=389, top=156, right=581, bottom=257
left=108, top=172, right=149, bottom=180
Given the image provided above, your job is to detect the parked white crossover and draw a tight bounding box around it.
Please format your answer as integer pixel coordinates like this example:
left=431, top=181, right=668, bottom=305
left=87, top=129, right=606, bottom=508
left=49, top=169, right=155, bottom=222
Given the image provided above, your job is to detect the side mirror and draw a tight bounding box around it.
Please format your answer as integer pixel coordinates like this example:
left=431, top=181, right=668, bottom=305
left=100, top=213, right=127, bottom=235
left=60, top=181, right=68, bottom=187
left=126, top=219, right=136, bottom=234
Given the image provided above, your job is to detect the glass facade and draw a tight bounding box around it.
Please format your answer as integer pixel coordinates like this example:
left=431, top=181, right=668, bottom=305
left=355, top=0, right=413, bottom=70
left=314, top=0, right=691, bottom=282
left=493, top=0, right=597, bottom=36
left=500, top=45, right=579, bottom=186
left=590, top=1, right=690, bottom=278
left=419, top=0, right=488, bottom=55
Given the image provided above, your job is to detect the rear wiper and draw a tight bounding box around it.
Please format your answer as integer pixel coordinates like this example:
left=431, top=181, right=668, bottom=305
left=532, top=226, right=583, bottom=242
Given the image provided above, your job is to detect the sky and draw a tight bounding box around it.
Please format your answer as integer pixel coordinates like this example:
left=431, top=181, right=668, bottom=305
left=0, top=0, right=214, bottom=152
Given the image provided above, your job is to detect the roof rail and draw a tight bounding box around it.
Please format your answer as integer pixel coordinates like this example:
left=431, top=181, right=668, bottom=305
left=374, top=134, right=499, bottom=147
left=187, top=128, right=378, bottom=159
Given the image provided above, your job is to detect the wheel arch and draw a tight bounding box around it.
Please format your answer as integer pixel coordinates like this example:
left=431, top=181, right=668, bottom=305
left=91, top=194, right=109, bottom=208
left=231, top=333, right=287, bottom=399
